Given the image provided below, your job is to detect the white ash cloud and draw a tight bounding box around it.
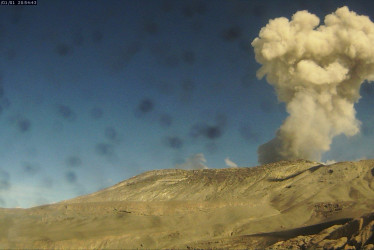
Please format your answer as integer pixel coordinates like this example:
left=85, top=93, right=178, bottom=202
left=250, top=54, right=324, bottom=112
left=175, top=153, right=209, bottom=170
left=224, top=157, right=238, bottom=168
left=252, top=6, right=374, bottom=164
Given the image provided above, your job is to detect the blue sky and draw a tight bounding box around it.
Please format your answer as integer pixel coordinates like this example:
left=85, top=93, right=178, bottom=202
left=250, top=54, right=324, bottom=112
left=0, top=0, right=373, bottom=208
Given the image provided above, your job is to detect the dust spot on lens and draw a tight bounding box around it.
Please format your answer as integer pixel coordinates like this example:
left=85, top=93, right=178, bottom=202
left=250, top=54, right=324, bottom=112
left=0, top=169, right=10, bottom=190
left=181, top=1, right=207, bottom=18
left=159, top=114, right=173, bottom=128
left=138, top=98, right=154, bottom=114
left=215, top=113, right=227, bottom=128
left=95, top=143, right=114, bottom=156
left=91, top=107, right=104, bottom=119
left=57, top=105, right=76, bottom=121
left=165, top=136, right=183, bottom=149
left=157, top=81, right=174, bottom=96
left=105, top=127, right=117, bottom=141
left=108, top=41, right=142, bottom=72
left=204, top=126, right=222, bottom=140
left=252, top=4, right=266, bottom=17
left=65, top=171, right=77, bottom=183
left=193, top=1, right=207, bottom=15
left=18, top=118, right=31, bottom=133
left=190, top=122, right=222, bottom=140
left=164, top=54, right=180, bottom=68
left=239, top=125, right=259, bottom=142
left=161, top=0, right=174, bottom=12
left=191, top=21, right=203, bottom=32
left=143, top=20, right=159, bottom=35
left=182, top=4, right=195, bottom=18
left=182, top=50, right=195, bottom=65
left=10, top=7, right=23, bottom=24
left=41, top=177, right=54, bottom=188
left=205, top=141, right=218, bottom=154
left=5, top=48, right=16, bottom=60
left=71, top=29, right=84, bottom=46
left=189, top=123, right=206, bottom=138
left=222, top=26, right=242, bottom=42
left=0, top=85, right=4, bottom=98
left=66, top=156, right=82, bottom=168
left=55, top=43, right=71, bottom=56
left=180, top=79, right=195, bottom=102
left=1, top=97, right=11, bottom=109
left=22, top=162, right=40, bottom=175
left=182, top=79, right=194, bottom=92
left=92, top=30, right=103, bottom=43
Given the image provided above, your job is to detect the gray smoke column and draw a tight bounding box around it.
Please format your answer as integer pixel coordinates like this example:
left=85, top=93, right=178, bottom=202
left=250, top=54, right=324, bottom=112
left=252, top=7, right=374, bottom=164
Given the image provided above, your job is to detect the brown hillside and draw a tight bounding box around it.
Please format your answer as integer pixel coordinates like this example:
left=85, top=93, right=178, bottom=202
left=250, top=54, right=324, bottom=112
left=1, top=159, right=374, bottom=249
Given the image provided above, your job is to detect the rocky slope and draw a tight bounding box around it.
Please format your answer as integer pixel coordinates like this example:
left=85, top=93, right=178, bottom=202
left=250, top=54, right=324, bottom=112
left=269, top=212, right=374, bottom=249
left=0, top=159, right=374, bottom=249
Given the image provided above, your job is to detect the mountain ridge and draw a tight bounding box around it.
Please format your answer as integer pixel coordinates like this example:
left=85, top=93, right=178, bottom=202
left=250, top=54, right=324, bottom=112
left=1, top=159, right=373, bottom=249
left=64, top=159, right=321, bottom=203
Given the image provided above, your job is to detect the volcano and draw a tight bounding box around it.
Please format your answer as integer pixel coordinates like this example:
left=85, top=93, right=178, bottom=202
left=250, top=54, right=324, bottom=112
left=1, top=159, right=374, bottom=249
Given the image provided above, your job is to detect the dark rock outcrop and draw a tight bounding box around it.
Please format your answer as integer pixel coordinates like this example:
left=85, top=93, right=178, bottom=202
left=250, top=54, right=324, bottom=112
left=269, top=212, right=374, bottom=249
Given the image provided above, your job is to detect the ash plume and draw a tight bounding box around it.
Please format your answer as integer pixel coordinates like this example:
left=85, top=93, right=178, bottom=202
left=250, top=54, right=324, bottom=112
left=252, top=7, right=374, bottom=164
left=175, top=153, right=209, bottom=170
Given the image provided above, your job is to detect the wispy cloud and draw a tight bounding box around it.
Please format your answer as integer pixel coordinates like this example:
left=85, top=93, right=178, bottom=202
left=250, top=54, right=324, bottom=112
left=225, top=157, right=238, bottom=168
left=175, top=153, right=208, bottom=170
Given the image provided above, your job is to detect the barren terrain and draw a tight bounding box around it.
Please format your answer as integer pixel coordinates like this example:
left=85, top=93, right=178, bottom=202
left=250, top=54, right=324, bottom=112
left=1, top=159, right=374, bottom=249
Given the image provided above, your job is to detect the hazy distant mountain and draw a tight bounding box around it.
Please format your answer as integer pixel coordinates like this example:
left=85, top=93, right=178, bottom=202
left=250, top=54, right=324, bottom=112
left=1, top=159, right=374, bottom=249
